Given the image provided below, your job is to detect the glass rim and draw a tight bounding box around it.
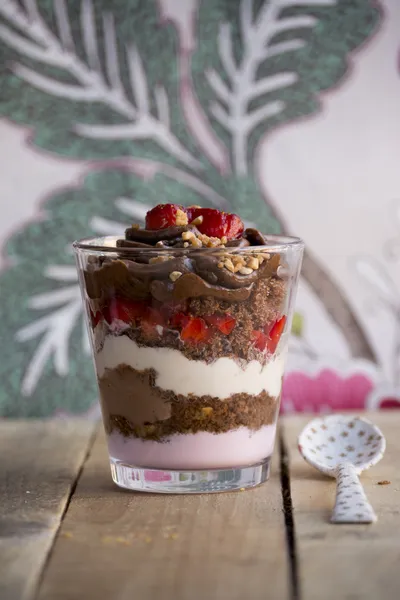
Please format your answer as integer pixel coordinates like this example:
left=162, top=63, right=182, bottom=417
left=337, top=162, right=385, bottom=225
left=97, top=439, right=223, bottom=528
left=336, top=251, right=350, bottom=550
left=73, top=234, right=304, bottom=254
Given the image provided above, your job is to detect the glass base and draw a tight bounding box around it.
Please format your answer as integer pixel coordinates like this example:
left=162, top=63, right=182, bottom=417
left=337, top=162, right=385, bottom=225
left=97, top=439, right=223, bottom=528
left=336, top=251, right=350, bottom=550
left=110, top=456, right=271, bottom=494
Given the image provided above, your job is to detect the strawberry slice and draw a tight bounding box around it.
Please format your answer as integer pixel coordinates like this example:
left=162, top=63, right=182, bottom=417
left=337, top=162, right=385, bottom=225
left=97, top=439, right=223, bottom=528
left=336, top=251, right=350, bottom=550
left=145, top=203, right=186, bottom=229
left=170, top=311, right=190, bottom=329
left=181, top=317, right=210, bottom=343
left=251, top=330, right=268, bottom=352
left=266, top=316, right=286, bottom=354
left=104, top=297, right=147, bottom=324
left=204, top=313, right=236, bottom=335
left=189, top=208, right=244, bottom=240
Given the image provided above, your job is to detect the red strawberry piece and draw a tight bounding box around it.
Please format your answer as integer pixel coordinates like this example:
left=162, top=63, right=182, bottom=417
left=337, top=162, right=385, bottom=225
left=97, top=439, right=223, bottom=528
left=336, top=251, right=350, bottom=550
left=204, top=313, right=236, bottom=335
left=189, top=208, right=244, bottom=240
left=145, top=203, right=186, bottom=229
left=89, top=307, right=103, bottom=328
left=170, top=311, right=191, bottom=329
left=251, top=330, right=268, bottom=352
left=181, top=317, right=210, bottom=343
left=266, top=316, right=286, bottom=354
left=104, top=297, right=147, bottom=324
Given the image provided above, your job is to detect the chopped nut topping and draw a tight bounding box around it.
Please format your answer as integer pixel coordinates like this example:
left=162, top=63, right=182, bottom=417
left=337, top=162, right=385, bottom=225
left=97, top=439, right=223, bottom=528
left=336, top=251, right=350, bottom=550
left=201, top=407, right=213, bottom=417
left=202, top=234, right=222, bottom=247
left=169, top=271, right=183, bottom=282
left=247, top=256, right=259, bottom=270
left=181, top=230, right=204, bottom=248
left=224, top=258, right=235, bottom=273
left=149, top=256, right=170, bottom=264
left=181, top=227, right=228, bottom=249
left=190, top=236, right=203, bottom=248
left=239, top=266, right=253, bottom=275
left=232, top=255, right=245, bottom=265
left=197, top=232, right=210, bottom=244
left=218, top=254, right=248, bottom=272
left=257, top=252, right=270, bottom=264
left=155, top=241, right=165, bottom=247
left=130, top=223, right=140, bottom=229
left=216, top=251, right=264, bottom=273
left=190, top=215, right=204, bottom=226
left=175, top=208, right=189, bottom=226
left=221, top=236, right=228, bottom=245
left=196, top=232, right=220, bottom=247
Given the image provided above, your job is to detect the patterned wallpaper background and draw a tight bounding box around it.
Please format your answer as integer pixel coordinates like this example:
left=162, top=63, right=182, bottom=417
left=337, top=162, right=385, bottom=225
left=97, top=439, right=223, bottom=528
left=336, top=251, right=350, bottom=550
left=0, top=0, right=399, bottom=418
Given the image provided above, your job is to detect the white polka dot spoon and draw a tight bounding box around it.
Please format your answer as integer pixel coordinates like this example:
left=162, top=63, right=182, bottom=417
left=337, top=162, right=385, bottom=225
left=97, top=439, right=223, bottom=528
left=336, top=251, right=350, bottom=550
left=298, top=415, right=386, bottom=524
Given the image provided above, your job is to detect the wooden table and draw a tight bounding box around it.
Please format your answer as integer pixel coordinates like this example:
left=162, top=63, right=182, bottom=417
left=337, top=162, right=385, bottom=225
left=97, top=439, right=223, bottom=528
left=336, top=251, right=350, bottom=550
left=1, top=413, right=399, bottom=600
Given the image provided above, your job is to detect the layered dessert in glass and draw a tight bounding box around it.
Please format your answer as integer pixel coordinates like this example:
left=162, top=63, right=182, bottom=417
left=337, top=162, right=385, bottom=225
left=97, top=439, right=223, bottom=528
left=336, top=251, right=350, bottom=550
left=74, top=204, right=303, bottom=492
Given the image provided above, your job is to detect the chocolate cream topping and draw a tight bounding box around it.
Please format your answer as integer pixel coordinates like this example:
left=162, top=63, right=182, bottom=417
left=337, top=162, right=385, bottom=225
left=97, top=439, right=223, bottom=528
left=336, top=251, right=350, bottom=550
left=172, top=273, right=253, bottom=302
left=193, top=254, right=279, bottom=289
left=84, top=226, right=281, bottom=303
left=99, top=366, right=172, bottom=425
left=125, top=224, right=198, bottom=245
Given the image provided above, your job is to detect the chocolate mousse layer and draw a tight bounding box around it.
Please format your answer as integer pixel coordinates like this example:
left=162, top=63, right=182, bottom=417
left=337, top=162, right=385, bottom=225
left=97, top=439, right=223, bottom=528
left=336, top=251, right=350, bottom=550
left=100, top=365, right=280, bottom=441
left=85, top=249, right=280, bottom=304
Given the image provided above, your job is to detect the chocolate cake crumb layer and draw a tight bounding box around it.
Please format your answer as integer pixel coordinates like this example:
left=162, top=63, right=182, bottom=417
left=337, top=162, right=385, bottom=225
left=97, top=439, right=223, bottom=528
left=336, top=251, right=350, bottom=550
left=189, top=277, right=284, bottom=330
left=112, top=275, right=286, bottom=364
left=100, top=365, right=280, bottom=441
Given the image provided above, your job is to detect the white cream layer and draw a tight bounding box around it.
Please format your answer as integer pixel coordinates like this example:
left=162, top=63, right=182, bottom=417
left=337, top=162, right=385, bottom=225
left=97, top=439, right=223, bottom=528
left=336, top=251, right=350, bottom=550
left=95, top=334, right=285, bottom=399
left=108, top=425, right=276, bottom=469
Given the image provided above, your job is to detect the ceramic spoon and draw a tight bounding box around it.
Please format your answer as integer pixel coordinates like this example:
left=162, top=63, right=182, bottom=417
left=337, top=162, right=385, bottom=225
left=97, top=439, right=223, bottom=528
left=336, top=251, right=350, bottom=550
left=298, top=415, right=386, bottom=524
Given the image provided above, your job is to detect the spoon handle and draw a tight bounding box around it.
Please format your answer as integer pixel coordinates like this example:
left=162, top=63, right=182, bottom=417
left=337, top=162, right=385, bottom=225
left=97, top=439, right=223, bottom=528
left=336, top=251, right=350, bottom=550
left=331, top=462, right=377, bottom=524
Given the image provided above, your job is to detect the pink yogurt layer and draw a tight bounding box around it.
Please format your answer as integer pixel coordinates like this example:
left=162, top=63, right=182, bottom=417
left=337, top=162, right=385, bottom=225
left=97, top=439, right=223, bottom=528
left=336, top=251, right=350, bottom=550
left=107, top=425, right=277, bottom=470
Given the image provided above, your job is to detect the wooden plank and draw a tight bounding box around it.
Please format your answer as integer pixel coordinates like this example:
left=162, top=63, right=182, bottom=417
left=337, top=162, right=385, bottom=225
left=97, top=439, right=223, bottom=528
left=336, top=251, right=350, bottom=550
left=38, top=429, right=290, bottom=600
left=282, top=413, right=400, bottom=600
left=0, top=419, right=95, bottom=600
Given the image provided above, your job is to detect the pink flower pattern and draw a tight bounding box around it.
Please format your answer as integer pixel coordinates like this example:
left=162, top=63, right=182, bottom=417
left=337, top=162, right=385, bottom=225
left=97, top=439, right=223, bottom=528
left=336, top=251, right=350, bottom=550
left=281, top=370, right=375, bottom=414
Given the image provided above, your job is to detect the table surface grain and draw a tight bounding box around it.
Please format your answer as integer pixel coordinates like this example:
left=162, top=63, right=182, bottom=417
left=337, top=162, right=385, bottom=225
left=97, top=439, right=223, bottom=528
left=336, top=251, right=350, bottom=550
left=1, top=413, right=399, bottom=600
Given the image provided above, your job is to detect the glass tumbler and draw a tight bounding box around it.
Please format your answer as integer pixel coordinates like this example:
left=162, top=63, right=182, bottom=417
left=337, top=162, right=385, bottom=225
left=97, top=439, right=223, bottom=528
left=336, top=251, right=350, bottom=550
left=73, top=235, right=304, bottom=493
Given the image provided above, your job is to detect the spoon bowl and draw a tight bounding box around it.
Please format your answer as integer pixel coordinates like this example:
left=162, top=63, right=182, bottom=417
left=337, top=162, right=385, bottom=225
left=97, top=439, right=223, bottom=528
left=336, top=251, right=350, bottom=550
left=298, top=414, right=386, bottom=475
left=298, top=415, right=386, bottom=524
